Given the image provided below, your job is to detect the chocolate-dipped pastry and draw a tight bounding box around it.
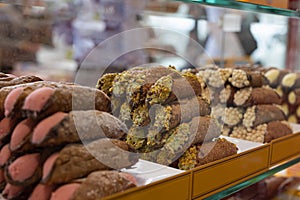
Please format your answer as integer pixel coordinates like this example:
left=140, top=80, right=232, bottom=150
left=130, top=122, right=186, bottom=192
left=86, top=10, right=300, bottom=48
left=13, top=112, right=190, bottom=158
left=28, top=184, right=53, bottom=200
left=0, top=144, right=11, bottom=168
left=50, top=171, right=136, bottom=200
left=281, top=72, right=300, bottom=92
left=218, top=85, right=236, bottom=106
left=22, top=85, right=110, bottom=120
left=178, top=138, right=238, bottom=170
left=287, top=88, right=300, bottom=106
left=4, top=81, right=75, bottom=118
left=42, top=139, right=138, bottom=185
left=233, top=87, right=282, bottom=107
left=96, top=73, right=118, bottom=97
left=146, top=72, right=202, bottom=106
left=197, top=68, right=232, bottom=88
left=264, top=68, right=290, bottom=88
left=0, top=118, right=19, bottom=145
left=228, top=70, right=268, bottom=88
left=2, top=183, right=27, bottom=200
left=153, top=97, right=210, bottom=131
left=0, top=168, right=5, bottom=192
left=243, top=105, right=286, bottom=129
left=31, top=110, right=128, bottom=147
left=0, top=75, right=42, bottom=89
left=263, top=121, right=292, bottom=143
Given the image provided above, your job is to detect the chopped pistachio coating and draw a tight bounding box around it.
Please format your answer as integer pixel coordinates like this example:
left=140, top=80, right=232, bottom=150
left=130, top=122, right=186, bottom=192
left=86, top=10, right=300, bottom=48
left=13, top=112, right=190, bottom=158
left=147, top=75, right=173, bottom=106
left=96, top=73, right=118, bottom=97
left=126, top=126, right=147, bottom=150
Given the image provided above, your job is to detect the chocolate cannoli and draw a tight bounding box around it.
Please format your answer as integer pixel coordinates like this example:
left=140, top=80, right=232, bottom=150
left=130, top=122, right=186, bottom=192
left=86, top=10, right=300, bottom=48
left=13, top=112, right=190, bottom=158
left=264, top=68, right=290, bottom=88
left=96, top=73, right=118, bottom=97
left=263, top=121, right=292, bottom=143
left=31, top=110, right=128, bottom=147
left=50, top=171, right=136, bottom=200
left=281, top=72, right=300, bottom=92
left=42, top=139, right=138, bottom=185
left=233, top=87, right=282, bottom=107
left=0, top=144, right=11, bottom=168
left=153, top=97, right=211, bottom=132
left=4, top=81, right=75, bottom=118
left=5, top=153, right=43, bottom=186
left=178, top=138, right=238, bottom=170
left=228, top=69, right=268, bottom=88
left=2, top=183, right=27, bottom=200
left=146, top=72, right=202, bottom=106
left=9, top=118, right=36, bottom=153
left=288, top=89, right=300, bottom=106
left=0, top=118, right=19, bottom=145
left=0, top=75, right=42, bottom=89
left=243, top=105, right=286, bottom=129
left=0, top=168, right=5, bottom=192
left=28, top=184, right=53, bottom=200
left=22, top=85, right=110, bottom=120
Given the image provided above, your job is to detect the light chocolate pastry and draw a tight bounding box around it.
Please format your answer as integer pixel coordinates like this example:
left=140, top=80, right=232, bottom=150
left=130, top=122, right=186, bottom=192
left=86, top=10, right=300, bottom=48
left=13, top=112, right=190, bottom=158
left=28, top=184, right=53, bottom=200
left=0, top=144, right=11, bottom=168
left=42, top=139, right=138, bottom=185
left=50, top=171, right=136, bottom=200
left=146, top=72, right=202, bottom=106
left=4, top=81, right=75, bottom=119
left=0, top=117, right=19, bottom=146
left=228, top=69, right=268, bottom=88
left=233, top=87, right=282, bottom=107
left=178, top=138, right=238, bottom=170
left=264, top=68, right=290, bottom=88
left=2, top=183, right=28, bottom=200
left=263, top=121, right=292, bottom=143
left=31, top=110, right=128, bottom=148
left=281, top=72, right=300, bottom=92
left=0, top=75, right=42, bottom=89
left=96, top=73, right=118, bottom=97
left=288, top=88, right=300, bottom=106
left=152, top=97, right=211, bottom=132
left=22, top=85, right=110, bottom=120
left=243, top=105, right=286, bottom=129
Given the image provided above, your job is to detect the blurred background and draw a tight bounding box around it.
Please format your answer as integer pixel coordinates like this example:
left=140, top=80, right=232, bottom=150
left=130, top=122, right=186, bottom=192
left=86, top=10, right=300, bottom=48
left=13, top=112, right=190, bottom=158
left=0, top=0, right=299, bottom=86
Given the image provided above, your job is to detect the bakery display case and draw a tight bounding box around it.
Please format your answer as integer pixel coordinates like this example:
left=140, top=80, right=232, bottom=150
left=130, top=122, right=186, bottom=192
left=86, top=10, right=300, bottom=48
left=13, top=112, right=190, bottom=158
left=0, top=0, right=299, bottom=200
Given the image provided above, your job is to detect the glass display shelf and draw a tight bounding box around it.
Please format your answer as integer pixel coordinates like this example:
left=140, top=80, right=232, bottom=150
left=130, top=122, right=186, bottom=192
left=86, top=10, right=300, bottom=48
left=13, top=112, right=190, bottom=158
left=174, top=0, right=300, bottom=17
left=205, top=156, right=300, bottom=200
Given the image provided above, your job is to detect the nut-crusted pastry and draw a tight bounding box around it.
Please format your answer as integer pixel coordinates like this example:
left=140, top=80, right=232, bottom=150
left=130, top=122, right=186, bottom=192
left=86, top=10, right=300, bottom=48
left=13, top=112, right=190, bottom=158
left=31, top=110, right=128, bottom=147
left=243, top=105, right=286, bottom=129
left=22, top=86, right=110, bottom=120
left=233, top=87, right=282, bottom=107
left=42, top=139, right=138, bottom=184
left=228, top=70, right=268, bottom=88
left=96, top=73, right=118, bottom=97
left=178, top=138, right=238, bottom=170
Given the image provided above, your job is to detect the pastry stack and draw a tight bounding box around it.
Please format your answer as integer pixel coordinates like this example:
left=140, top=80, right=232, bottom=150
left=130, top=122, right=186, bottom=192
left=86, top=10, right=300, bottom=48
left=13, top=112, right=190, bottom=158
left=97, top=66, right=238, bottom=170
left=194, top=66, right=292, bottom=143
left=0, top=75, right=138, bottom=200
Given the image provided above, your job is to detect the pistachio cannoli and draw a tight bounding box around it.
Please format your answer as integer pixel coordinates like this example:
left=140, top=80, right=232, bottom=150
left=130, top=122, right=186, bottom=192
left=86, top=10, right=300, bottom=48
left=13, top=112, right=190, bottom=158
left=96, top=73, right=118, bottom=97
left=153, top=97, right=211, bottom=131
left=233, top=87, right=282, bottom=107
left=243, top=105, right=286, bottom=129
left=42, top=139, right=138, bottom=184
left=22, top=85, right=110, bottom=120
left=178, top=138, right=238, bottom=170
left=50, top=171, right=136, bottom=200
left=125, top=126, right=147, bottom=151
left=146, top=72, right=202, bottom=106
left=31, top=110, right=127, bottom=147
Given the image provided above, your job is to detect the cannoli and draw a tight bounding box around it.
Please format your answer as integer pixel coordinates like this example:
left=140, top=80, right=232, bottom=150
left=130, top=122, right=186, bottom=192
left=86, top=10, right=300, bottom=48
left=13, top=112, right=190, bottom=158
left=264, top=68, right=289, bottom=88
left=4, top=81, right=75, bottom=118
left=2, top=183, right=27, bottom=200
left=233, top=87, right=282, bottom=107
left=263, top=121, right=292, bottom=143
left=288, top=89, right=300, bottom=106
left=131, top=104, right=151, bottom=126
left=243, top=105, right=286, bottom=129
left=153, top=97, right=211, bottom=131
left=146, top=72, right=202, bottom=106
left=42, top=139, right=138, bottom=184
left=0, top=75, right=42, bottom=89
left=196, top=68, right=232, bottom=88
left=0, top=144, right=11, bottom=168
left=287, top=114, right=298, bottom=124
left=22, top=85, right=110, bottom=120
left=228, top=70, right=267, bottom=88
left=0, top=118, right=18, bottom=145
left=28, top=184, right=53, bottom=200
left=0, top=168, right=5, bottom=191
left=0, top=76, right=15, bottom=82
left=281, top=72, right=300, bottom=92
left=9, top=118, right=36, bottom=153
left=178, top=138, right=238, bottom=170
left=50, top=171, right=136, bottom=200
left=119, top=102, right=133, bottom=126
left=31, top=110, right=127, bottom=147
left=223, top=107, right=244, bottom=127
left=125, top=126, right=147, bottom=150
left=218, top=85, right=236, bottom=105
left=96, top=73, right=118, bottom=97
left=5, top=153, right=42, bottom=186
